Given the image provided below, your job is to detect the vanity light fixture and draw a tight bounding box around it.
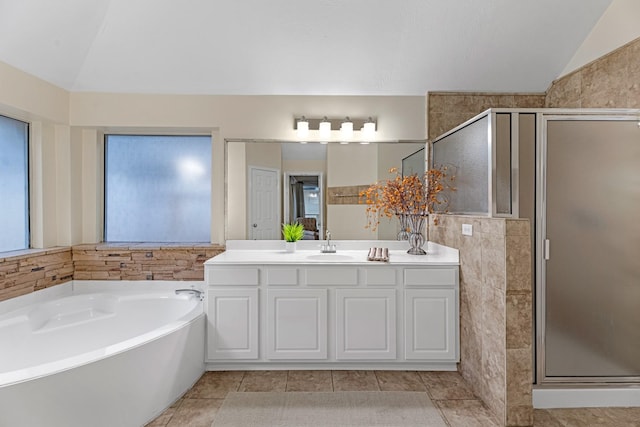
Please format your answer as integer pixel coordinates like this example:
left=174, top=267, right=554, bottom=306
left=296, top=116, right=309, bottom=139
left=319, top=117, right=332, bottom=140
left=361, top=117, right=376, bottom=140
left=340, top=117, right=354, bottom=140
left=293, top=116, right=377, bottom=142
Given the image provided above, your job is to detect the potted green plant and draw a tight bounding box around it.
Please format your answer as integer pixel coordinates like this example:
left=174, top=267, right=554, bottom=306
left=282, top=222, right=305, bottom=252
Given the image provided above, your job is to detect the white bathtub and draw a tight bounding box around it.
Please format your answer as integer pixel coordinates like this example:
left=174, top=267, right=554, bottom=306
left=0, top=280, right=205, bottom=427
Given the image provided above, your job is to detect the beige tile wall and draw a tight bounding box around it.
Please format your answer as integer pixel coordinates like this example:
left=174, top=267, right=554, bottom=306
left=546, top=36, right=640, bottom=108
left=0, top=248, right=74, bottom=302
left=0, top=244, right=225, bottom=302
left=427, top=92, right=545, bottom=140
left=429, top=215, right=533, bottom=427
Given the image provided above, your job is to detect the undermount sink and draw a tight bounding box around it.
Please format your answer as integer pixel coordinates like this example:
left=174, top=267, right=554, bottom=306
left=305, top=254, right=355, bottom=261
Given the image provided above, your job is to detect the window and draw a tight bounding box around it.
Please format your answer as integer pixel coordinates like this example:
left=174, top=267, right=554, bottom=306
left=105, top=135, right=211, bottom=242
left=0, top=115, right=29, bottom=252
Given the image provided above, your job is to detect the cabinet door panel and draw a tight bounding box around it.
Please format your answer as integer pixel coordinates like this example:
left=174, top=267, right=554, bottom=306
left=336, top=289, right=397, bottom=359
left=267, top=289, right=327, bottom=359
left=207, top=289, right=258, bottom=360
left=405, top=289, right=456, bottom=360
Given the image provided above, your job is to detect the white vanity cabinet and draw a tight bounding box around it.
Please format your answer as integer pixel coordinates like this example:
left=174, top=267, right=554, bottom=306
left=204, top=242, right=459, bottom=370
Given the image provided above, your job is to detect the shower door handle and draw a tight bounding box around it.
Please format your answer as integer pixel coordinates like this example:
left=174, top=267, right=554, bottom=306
left=544, top=239, right=550, bottom=260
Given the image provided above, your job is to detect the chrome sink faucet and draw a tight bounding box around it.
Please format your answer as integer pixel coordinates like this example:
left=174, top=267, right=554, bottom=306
left=321, top=230, right=337, bottom=253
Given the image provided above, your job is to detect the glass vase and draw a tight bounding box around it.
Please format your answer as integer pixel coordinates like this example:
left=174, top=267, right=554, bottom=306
left=396, top=213, right=410, bottom=241
left=406, top=214, right=428, bottom=255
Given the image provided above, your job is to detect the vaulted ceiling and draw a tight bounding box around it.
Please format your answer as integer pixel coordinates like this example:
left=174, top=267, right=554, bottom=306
left=0, top=0, right=612, bottom=95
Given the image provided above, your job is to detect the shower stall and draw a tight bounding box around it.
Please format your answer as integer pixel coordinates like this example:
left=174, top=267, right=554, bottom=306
left=431, top=108, right=640, bottom=386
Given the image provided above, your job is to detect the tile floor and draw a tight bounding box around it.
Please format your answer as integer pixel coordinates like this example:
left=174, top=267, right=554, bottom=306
left=146, top=370, right=640, bottom=427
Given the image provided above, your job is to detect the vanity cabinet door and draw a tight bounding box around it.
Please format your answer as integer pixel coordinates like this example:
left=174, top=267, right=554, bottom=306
left=336, top=289, right=397, bottom=360
left=266, top=289, right=328, bottom=359
left=404, top=289, right=457, bottom=360
left=207, top=289, right=258, bottom=360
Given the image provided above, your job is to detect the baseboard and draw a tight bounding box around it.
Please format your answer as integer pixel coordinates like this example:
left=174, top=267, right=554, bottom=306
left=533, top=387, right=640, bottom=408
left=205, top=362, right=458, bottom=371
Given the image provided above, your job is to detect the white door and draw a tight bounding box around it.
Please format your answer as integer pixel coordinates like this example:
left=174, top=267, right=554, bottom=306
left=266, top=289, right=327, bottom=360
left=336, top=289, right=397, bottom=360
left=404, top=289, right=456, bottom=360
left=207, top=289, right=259, bottom=360
left=249, top=167, right=280, bottom=240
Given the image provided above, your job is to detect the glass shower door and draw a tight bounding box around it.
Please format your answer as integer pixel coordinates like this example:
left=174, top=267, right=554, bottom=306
left=543, top=118, right=640, bottom=379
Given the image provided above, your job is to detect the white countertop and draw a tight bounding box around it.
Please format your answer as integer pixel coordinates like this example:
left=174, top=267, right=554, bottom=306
left=205, top=241, right=459, bottom=266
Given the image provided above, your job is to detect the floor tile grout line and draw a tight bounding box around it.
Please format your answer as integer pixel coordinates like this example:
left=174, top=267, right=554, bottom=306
left=373, top=370, right=383, bottom=391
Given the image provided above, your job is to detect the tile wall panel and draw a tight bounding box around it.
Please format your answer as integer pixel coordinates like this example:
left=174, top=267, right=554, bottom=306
left=427, top=93, right=545, bottom=140
left=546, top=37, right=640, bottom=108
left=430, top=215, right=533, bottom=426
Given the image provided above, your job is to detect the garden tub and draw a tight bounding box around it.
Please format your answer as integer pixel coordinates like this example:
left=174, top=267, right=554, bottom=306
left=0, top=280, right=205, bottom=427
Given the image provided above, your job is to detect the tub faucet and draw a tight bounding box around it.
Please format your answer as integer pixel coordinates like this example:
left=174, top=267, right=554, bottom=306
left=321, top=230, right=336, bottom=253
left=175, top=288, right=204, bottom=301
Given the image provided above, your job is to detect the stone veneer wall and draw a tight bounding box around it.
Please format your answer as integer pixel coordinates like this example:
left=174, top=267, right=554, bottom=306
left=73, top=244, right=225, bottom=280
left=427, top=92, right=545, bottom=140
left=430, top=215, right=532, bottom=427
left=0, top=244, right=225, bottom=302
left=0, top=248, right=74, bottom=302
left=546, top=36, right=640, bottom=108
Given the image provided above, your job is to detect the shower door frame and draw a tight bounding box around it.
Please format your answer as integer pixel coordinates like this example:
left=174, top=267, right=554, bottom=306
left=535, top=111, right=640, bottom=385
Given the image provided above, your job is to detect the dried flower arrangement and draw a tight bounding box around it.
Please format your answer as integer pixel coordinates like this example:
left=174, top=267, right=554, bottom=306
left=359, top=166, right=455, bottom=231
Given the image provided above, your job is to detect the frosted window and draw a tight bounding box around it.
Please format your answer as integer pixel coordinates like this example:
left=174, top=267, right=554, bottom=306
left=0, top=115, right=29, bottom=252
left=105, top=135, right=211, bottom=242
left=432, top=116, right=489, bottom=214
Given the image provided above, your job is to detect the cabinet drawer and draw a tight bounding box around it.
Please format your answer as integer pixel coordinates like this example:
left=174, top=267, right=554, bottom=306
left=403, top=268, right=457, bottom=287
left=306, top=267, right=358, bottom=286
left=267, top=268, right=298, bottom=286
left=363, top=267, right=397, bottom=286
left=207, top=267, right=259, bottom=286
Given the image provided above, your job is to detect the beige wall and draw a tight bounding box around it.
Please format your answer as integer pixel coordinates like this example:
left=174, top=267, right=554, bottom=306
left=229, top=142, right=284, bottom=240
left=326, top=144, right=378, bottom=239
left=560, top=0, right=640, bottom=77
left=227, top=142, right=247, bottom=240
left=0, top=61, right=69, bottom=124
left=0, top=60, right=426, bottom=247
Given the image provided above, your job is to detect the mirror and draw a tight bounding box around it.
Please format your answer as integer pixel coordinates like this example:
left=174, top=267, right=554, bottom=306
left=226, top=140, right=426, bottom=240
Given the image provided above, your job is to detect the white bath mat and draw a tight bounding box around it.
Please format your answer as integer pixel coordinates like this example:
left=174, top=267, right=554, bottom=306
left=211, top=391, right=447, bottom=427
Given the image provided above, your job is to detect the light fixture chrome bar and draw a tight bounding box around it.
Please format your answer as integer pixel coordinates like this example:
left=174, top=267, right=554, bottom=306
left=293, top=117, right=377, bottom=131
